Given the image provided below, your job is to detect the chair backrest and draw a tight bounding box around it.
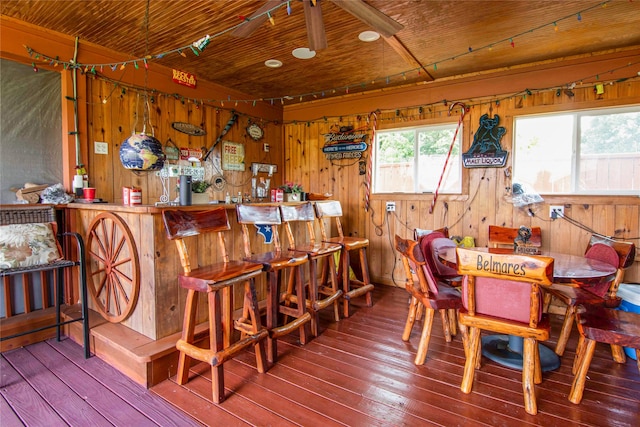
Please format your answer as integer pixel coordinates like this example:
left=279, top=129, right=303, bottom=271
left=280, top=202, right=317, bottom=249
left=456, top=247, right=554, bottom=327
left=584, top=236, right=636, bottom=299
left=236, top=204, right=284, bottom=257
left=395, top=235, right=441, bottom=295
left=418, top=232, right=459, bottom=281
left=162, top=208, right=231, bottom=272
left=414, top=227, right=449, bottom=240
left=488, top=225, right=542, bottom=248
left=314, top=200, right=345, bottom=241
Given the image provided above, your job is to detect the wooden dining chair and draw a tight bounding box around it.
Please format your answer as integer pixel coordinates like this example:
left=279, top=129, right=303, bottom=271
left=456, top=247, right=554, bottom=415
left=314, top=201, right=374, bottom=317
left=236, top=204, right=312, bottom=363
left=544, top=236, right=636, bottom=357
left=488, top=225, right=542, bottom=249
left=162, top=208, right=268, bottom=404
left=569, top=306, right=640, bottom=404
left=395, top=235, right=463, bottom=365
left=280, top=202, right=343, bottom=336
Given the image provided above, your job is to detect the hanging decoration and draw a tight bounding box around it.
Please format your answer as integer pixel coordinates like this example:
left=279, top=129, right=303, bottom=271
left=430, top=102, right=467, bottom=214
left=118, top=0, right=165, bottom=172
left=462, top=113, right=508, bottom=168
left=171, top=121, right=207, bottom=136
left=364, top=111, right=378, bottom=212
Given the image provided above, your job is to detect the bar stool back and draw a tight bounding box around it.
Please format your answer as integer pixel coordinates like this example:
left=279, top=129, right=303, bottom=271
left=280, top=202, right=343, bottom=336
left=162, top=208, right=268, bottom=404
left=236, top=204, right=312, bottom=363
left=314, top=200, right=374, bottom=317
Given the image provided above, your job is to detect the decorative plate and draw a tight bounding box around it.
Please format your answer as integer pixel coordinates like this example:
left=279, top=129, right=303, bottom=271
left=246, top=122, right=264, bottom=141
left=171, top=122, right=207, bottom=136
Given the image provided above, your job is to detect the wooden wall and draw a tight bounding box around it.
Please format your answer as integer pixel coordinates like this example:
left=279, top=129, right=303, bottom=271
left=282, top=71, right=640, bottom=286
left=86, top=76, right=284, bottom=205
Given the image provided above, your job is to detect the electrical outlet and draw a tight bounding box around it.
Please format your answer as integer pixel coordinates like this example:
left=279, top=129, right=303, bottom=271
left=549, top=205, right=564, bottom=219
left=263, top=143, right=270, bottom=152
left=386, top=201, right=395, bottom=212
left=94, top=141, right=108, bottom=155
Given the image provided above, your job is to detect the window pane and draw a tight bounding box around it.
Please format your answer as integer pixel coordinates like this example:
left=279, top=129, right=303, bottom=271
left=514, top=115, right=574, bottom=194
left=578, top=111, right=640, bottom=192
left=374, top=124, right=461, bottom=194
left=375, top=131, right=415, bottom=193
left=514, top=107, right=640, bottom=195
left=417, top=127, right=461, bottom=193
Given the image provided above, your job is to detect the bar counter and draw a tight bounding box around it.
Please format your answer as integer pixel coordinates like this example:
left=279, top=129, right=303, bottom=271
left=66, top=202, right=306, bottom=341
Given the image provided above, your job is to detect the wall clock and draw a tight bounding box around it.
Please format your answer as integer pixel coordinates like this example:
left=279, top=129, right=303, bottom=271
left=246, top=122, right=264, bottom=141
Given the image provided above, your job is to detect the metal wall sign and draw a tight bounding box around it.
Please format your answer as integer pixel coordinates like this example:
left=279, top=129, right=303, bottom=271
left=222, top=141, right=245, bottom=171
left=462, top=113, right=508, bottom=168
left=322, top=126, right=368, bottom=160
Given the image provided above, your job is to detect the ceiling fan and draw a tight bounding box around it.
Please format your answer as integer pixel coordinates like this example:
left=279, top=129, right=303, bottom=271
left=231, top=0, right=404, bottom=51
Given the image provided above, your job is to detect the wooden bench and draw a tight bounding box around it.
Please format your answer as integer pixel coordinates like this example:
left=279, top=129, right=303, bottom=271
left=1, top=204, right=90, bottom=358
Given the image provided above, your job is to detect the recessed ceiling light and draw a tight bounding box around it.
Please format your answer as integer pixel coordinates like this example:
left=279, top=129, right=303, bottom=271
left=264, top=59, right=283, bottom=68
left=358, top=31, right=380, bottom=42
left=292, top=47, right=316, bottom=59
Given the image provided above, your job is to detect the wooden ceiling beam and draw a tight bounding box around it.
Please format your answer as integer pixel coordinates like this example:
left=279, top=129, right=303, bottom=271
left=384, top=35, right=434, bottom=81
left=304, top=0, right=327, bottom=51
left=331, top=0, right=404, bottom=38
left=231, top=0, right=287, bottom=38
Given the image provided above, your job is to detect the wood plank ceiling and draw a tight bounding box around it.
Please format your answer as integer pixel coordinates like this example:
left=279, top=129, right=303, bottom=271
left=2, top=0, right=639, bottom=105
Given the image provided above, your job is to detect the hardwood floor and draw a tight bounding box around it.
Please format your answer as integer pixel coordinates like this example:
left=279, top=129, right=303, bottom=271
left=2, top=285, right=639, bottom=426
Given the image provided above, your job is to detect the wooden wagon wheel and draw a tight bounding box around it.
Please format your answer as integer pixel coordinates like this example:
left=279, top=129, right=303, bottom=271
left=86, top=212, right=140, bottom=323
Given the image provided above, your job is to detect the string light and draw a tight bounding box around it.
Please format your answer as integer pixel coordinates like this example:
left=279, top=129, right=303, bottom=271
left=21, top=0, right=632, bottom=108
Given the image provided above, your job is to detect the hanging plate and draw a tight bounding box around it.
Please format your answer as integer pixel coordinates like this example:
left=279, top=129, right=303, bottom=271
left=171, top=122, right=207, bottom=136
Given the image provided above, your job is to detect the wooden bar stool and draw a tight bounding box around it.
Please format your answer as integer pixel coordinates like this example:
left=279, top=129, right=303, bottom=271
left=236, top=204, right=312, bottom=363
left=162, top=208, right=268, bottom=404
left=314, top=201, right=374, bottom=318
left=280, top=202, right=343, bottom=336
left=569, top=306, right=640, bottom=404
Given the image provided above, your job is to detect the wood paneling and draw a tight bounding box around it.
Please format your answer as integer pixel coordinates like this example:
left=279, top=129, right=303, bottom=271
left=282, top=80, right=640, bottom=286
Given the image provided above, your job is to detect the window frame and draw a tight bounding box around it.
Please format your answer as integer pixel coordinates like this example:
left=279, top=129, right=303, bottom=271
left=373, top=118, right=464, bottom=195
left=513, top=105, right=640, bottom=196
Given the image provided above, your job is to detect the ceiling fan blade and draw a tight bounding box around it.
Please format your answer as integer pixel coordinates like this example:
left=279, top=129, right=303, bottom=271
left=231, top=0, right=287, bottom=38
left=304, top=0, right=328, bottom=51
left=330, top=0, right=404, bottom=38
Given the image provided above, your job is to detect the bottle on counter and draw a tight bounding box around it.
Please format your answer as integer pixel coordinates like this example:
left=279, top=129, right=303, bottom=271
left=225, top=192, right=231, bottom=204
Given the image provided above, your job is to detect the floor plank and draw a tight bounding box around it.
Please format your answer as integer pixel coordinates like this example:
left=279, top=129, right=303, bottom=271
left=2, top=285, right=639, bottom=427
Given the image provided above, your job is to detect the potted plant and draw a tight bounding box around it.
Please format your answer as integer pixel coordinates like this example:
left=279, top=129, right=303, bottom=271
left=279, top=181, right=303, bottom=202
left=191, top=180, right=211, bottom=204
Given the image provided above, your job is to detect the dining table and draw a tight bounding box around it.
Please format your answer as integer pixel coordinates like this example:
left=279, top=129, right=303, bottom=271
left=438, top=246, right=618, bottom=372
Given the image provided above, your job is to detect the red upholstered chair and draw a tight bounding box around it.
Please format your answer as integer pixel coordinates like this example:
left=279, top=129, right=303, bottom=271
left=569, top=306, right=640, bottom=404
left=544, top=236, right=636, bottom=357
left=411, top=230, right=461, bottom=332
left=395, top=235, right=463, bottom=365
left=236, top=204, right=312, bottom=364
left=314, top=201, right=373, bottom=317
left=456, top=247, right=554, bottom=415
left=162, top=208, right=268, bottom=404
left=280, top=202, right=343, bottom=336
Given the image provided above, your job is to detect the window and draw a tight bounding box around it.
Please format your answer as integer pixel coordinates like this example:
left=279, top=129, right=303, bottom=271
left=513, top=107, right=640, bottom=195
left=374, top=123, right=462, bottom=193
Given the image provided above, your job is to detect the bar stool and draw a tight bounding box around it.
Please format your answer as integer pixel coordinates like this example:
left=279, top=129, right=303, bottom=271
left=314, top=200, right=374, bottom=318
left=280, top=202, right=343, bottom=336
left=236, top=204, right=312, bottom=363
left=162, top=208, right=268, bottom=404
